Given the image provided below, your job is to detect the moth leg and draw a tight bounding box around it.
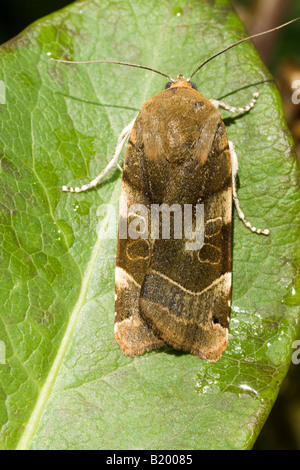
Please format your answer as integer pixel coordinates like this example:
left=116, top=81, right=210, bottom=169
left=229, top=140, right=270, bottom=235
left=62, top=117, right=136, bottom=193
left=210, top=92, right=259, bottom=114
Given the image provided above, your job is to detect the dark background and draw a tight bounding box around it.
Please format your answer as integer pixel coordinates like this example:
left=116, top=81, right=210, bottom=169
left=0, top=0, right=299, bottom=451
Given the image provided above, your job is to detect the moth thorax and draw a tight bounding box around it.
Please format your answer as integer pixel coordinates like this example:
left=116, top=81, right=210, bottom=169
left=166, top=75, right=198, bottom=91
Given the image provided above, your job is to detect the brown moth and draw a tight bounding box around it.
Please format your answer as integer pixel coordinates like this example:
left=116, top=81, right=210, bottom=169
left=114, top=77, right=234, bottom=361
left=52, top=17, right=299, bottom=361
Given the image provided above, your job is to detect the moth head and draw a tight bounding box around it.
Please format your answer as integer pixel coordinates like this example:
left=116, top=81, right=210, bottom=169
left=165, top=75, right=198, bottom=90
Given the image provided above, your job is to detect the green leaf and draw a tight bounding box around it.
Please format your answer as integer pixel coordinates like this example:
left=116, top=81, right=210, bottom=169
left=0, top=0, right=299, bottom=450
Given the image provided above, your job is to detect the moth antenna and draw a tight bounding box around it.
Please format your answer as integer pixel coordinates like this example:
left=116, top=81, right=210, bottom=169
left=189, top=17, right=300, bottom=80
left=49, top=58, right=174, bottom=82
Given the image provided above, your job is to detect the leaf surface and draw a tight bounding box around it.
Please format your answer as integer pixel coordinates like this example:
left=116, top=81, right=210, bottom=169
left=0, top=0, right=299, bottom=450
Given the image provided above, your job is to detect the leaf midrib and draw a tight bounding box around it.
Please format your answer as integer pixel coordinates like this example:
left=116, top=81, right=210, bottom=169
left=16, top=182, right=120, bottom=450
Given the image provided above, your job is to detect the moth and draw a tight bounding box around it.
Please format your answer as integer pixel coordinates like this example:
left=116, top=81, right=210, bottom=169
left=51, top=18, right=299, bottom=361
